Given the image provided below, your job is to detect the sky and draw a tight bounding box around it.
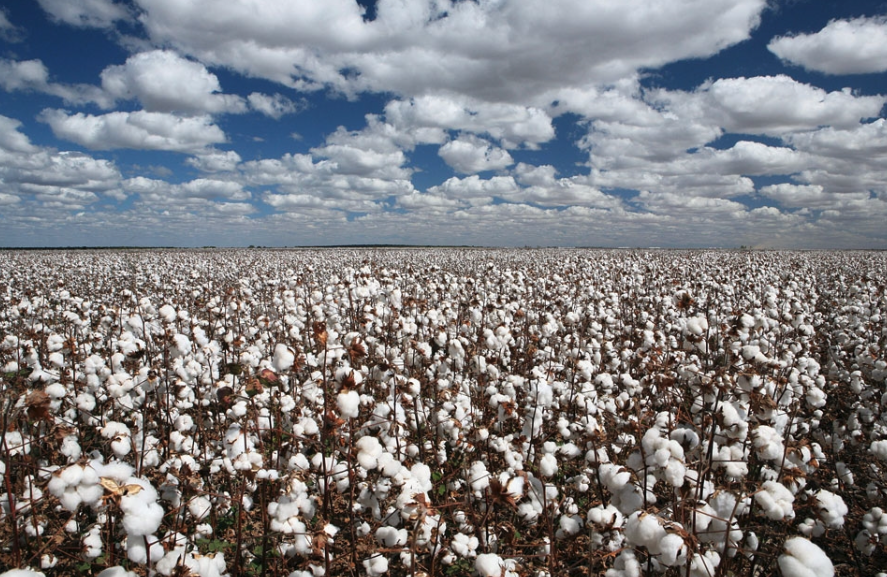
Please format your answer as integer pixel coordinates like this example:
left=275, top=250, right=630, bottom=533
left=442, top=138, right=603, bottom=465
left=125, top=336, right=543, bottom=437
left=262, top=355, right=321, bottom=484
left=0, top=0, right=886, bottom=248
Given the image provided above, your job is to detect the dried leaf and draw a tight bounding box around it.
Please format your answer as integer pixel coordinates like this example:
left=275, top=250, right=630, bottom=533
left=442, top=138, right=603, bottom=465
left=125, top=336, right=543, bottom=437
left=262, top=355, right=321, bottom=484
left=26, top=390, right=51, bottom=421
left=100, top=477, right=144, bottom=496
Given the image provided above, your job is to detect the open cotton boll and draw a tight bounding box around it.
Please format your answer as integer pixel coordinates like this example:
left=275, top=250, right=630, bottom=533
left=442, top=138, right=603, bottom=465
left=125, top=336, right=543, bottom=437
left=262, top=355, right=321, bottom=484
left=337, top=390, right=360, bottom=419
left=659, top=533, right=687, bottom=566
left=355, top=436, right=384, bottom=470
left=468, top=461, right=490, bottom=493
left=272, top=344, right=295, bottom=371
left=97, top=568, right=138, bottom=577
left=119, top=479, right=164, bottom=536
left=752, top=425, right=784, bottom=461
left=814, top=490, right=848, bottom=528
left=126, top=534, right=164, bottom=564
left=539, top=453, right=558, bottom=478
left=778, top=536, right=833, bottom=577
left=0, top=571, right=46, bottom=577
left=755, top=481, right=795, bottom=520
left=475, top=553, right=504, bottom=577
left=870, top=440, right=887, bottom=461
left=376, top=526, right=408, bottom=547
left=623, top=512, right=666, bottom=554
left=362, top=554, right=388, bottom=577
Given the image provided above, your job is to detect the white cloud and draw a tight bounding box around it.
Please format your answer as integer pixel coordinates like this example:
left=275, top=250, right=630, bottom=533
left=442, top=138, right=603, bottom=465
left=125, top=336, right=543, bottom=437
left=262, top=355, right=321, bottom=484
left=768, top=16, right=887, bottom=75
left=438, top=136, right=513, bottom=174
left=125, top=176, right=250, bottom=202
left=0, top=116, right=38, bottom=155
left=0, top=115, right=123, bottom=208
left=101, top=50, right=247, bottom=114
left=0, top=11, right=24, bottom=43
left=385, top=95, right=554, bottom=148
left=135, top=0, right=767, bottom=102
left=248, top=93, right=302, bottom=119
left=0, top=58, right=114, bottom=108
left=760, top=183, right=872, bottom=209
left=658, top=75, right=885, bottom=136
left=37, top=0, right=130, bottom=28
left=428, top=175, right=518, bottom=205
left=39, top=109, right=226, bottom=152
left=186, top=149, right=243, bottom=173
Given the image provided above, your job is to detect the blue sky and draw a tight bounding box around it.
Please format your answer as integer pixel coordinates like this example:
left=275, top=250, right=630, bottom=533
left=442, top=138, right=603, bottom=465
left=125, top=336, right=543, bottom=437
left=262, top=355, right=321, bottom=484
left=1, top=0, right=886, bottom=248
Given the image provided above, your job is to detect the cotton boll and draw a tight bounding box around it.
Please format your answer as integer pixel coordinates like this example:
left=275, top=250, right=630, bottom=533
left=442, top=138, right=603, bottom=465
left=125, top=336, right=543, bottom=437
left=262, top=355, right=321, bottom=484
left=119, top=479, right=164, bottom=536
left=755, top=481, right=795, bottom=520
left=126, top=534, right=164, bottom=564
left=814, top=490, right=848, bottom=528
left=539, top=453, right=558, bottom=478
left=778, top=536, right=833, bottom=577
left=468, top=461, right=490, bottom=493
left=659, top=533, right=687, bottom=566
left=273, top=344, right=295, bottom=372
left=188, top=496, right=212, bottom=521
left=623, top=512, right=666, bottom=554
left=376, top=526, right=408, bottom=547
left=475, top=553, right=504, bottom=577
left=605, top=550, right=640, bottom=577
left=362, top=554, right=388, bottom=577
left=557, top=514, right=584, bottom=537
left=337, top=390, right=360, bottom=419
left=0, top=570, right=46, bottom=577
left=752, top=425, right=784, bottom=461
left=870, top=440, right=887, bottom=461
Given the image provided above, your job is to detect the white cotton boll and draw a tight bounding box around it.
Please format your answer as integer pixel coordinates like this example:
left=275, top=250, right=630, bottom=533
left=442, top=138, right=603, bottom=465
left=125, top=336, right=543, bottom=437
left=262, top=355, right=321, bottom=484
left=273, top=344, right=295, bottom=371
left=659, top=533, right=687, bottom=566
left=755, top=481, right=795, bottom=520
left=475, top=553, right=504, bottom=577
left=539, top=453, right=558, bottom=478
left=60, top=436, right=81, bottom=462
left=119, top=480, right=164, bottom=536
left=356, top=436, right=383, bottom=470
left=778, top=536, right=834, bottom=577
left=362, top=554, right=388, bottom=577
left=468, top=461, right=490, bottom=493
left=688, top=551, right=720, bottom=577
left=188, top=496, right=212, bottom=521
left=623, top=512, right=666, bottom=554
left=605, top=550, right=640, bottom=577
left=753, top=425, right=784, bottom=461
left=376, top=526, right=408, bottom=547
left=558, top=514, right=583, bottom=537
left=337, top=390, right=360, bottom=419
left=814, top=490, right=848, bottom=528
left=126, top=534, right=164, bottom=564
left=870, top=440, right=887, bottom=461
left=0, top=570, right=46, bottom=577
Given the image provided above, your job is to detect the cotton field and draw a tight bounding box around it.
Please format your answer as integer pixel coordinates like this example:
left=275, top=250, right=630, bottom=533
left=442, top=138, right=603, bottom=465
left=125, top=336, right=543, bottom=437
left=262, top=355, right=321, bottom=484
left=0, top=249, right=885, bottom=577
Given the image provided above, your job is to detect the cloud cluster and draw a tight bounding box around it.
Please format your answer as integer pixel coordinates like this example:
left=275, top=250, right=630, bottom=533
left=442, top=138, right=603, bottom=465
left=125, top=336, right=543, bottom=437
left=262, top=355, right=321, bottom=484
left=769, top=16, right=887, bottom=75
left=0, top=0, right=885, bottom=247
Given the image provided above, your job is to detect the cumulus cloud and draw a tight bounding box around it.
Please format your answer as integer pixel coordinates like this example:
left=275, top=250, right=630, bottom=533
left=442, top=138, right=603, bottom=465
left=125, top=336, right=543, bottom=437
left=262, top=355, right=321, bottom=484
left=439, top=136, right=514, bottom=174
left=101, top=50, right=247, bottom=114
left=385, top=95, right=555, bottom=148
left=135, top=0, right=767, bottom=102
left=125, top=176, right=250, bottom=201
left=0, top=58, right=114, bottom=108
left=39, top=109, right=227, bottom=152
left=657, top=75, right=885, bottom=136
left=186, top=149, right=243, bottom=173
left=248, top=93, right=303, bottom=119
left=0, top=115, right=123, bottom=208
left=768, top=16, right=887, bottom=75
left=37, top=0, right=130, bottom=28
